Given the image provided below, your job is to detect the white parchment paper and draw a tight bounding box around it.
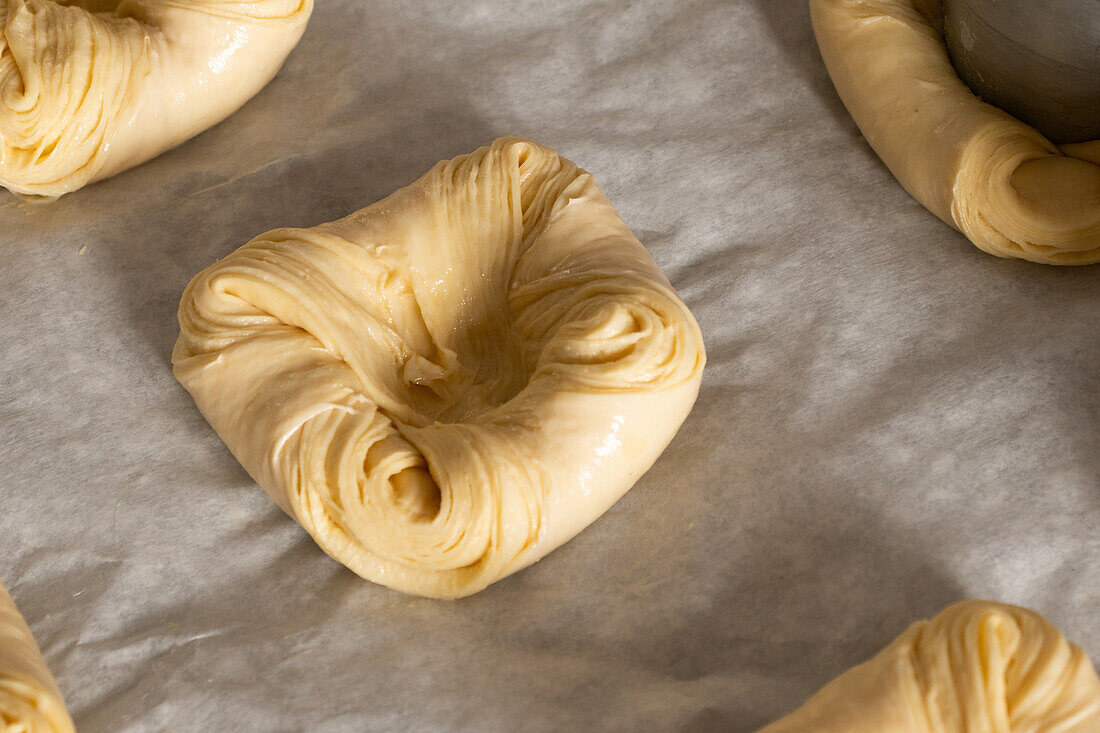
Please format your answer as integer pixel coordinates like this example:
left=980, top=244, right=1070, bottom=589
left=1, top=1, right=1097, bottom=730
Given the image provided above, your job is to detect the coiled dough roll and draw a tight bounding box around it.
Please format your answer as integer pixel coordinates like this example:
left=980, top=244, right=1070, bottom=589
left=810, top=0, right=1100, bottom=265
left=0, top=0, right=312, bottom=198
left=761, top=600, right=1100, bottom=732
left=173, top=138, right=706, bottom=599
left=0, top=579, right=74, bottom=733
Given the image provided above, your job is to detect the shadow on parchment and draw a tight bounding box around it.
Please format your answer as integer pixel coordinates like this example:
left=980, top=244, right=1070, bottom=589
left=615, top=356, right=966, bottom=730
left=747, top=0, right=849, bottom=119
left=469, top=448, right=967, bottom=731
left=672, top=507, right=964, bottom=731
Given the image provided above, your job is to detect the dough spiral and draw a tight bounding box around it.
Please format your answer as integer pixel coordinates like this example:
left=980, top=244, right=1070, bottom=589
left=761, top=600, right=1100, bottom=732
left=810, top=0, right=1100, bottom=264
left=173, top=138, right=706, bottom=599
left=0, top=579, right=74, bottom=733
left=0, top=0, right=312, bottom=198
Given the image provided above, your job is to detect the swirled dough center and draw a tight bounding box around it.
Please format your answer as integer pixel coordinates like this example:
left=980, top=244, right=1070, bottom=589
left=173, top=138, right=706, bottom=599
left=0, top=0, right=312, bottom=197
left=0, top=580, right=74, bottom=733
left=761, top=601, right=1100, bottom=732
left=810, top=0, right=1100, bottom=264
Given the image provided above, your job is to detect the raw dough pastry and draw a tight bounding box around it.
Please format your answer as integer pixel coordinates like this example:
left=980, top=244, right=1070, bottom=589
left=173, top=138, right=706, bottom=599
left=810, top=0, right=1100, bottom=265
left=761, top=600, right=1100, bottom=732
left=0, top=579, right=74, bottom=733
left=0, top=0, right=312, bottom=198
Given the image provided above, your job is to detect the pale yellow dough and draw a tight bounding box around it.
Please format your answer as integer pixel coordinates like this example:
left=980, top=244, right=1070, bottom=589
left=810, top=0, right=1100, bottom=265
left=173, top=138, right=706, bottom=599
left=0, top=580, right=74, bottom=733
left=761, top=601, right=1100, bottom=732
left=0, top=0, right=312, bottom=198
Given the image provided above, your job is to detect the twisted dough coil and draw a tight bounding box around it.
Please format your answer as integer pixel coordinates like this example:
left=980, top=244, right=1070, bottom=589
left=810, top=0, right=1100, bottom=265
left=0, top=579, right=73, bottom=733
left=173, top=138, right=706, bottom=599
left=762, top=600, right=1100, bottom=732
left=0, top=0, right=312, bottom=198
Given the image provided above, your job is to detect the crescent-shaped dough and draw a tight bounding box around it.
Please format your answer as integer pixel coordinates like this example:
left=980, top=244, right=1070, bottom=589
left=810, top=0, right=1100, bottom=265
left=761, top=600, right=1100, bottom=732
left=0, top=0, right=312, bottom=198
left=0, top=579, right=74, bottom=733
left=173, top=138, right=706, bottom=599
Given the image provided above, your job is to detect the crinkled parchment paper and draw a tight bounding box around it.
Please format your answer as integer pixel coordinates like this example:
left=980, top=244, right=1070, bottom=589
left=0, top=1, right=1096, bottom=730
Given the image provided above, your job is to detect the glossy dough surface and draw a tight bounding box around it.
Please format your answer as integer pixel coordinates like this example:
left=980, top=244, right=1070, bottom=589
left=0, top=0, right=312, bottom=197
left=761, top=601, right=1100, bottom=732
left=0, top=580, right=73, bottom=733
left=173, top=138, right=706, bottom=599
left=810, top=0, right=1100, bottom=265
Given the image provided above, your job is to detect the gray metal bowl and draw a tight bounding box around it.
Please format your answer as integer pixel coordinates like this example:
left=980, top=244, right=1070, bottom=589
left=944, top=0, right=1100, bottom=144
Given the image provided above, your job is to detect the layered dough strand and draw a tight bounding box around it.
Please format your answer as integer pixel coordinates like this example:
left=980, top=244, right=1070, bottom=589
left=761, top=601, right=1100, bottom=732
left=0, top=579, right=74, bottom=733
left=173, top=138, right=706, bottom=599
left=0, top=0, right=312, bottom=197
left=810, top=0, right=1100, bottom=264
